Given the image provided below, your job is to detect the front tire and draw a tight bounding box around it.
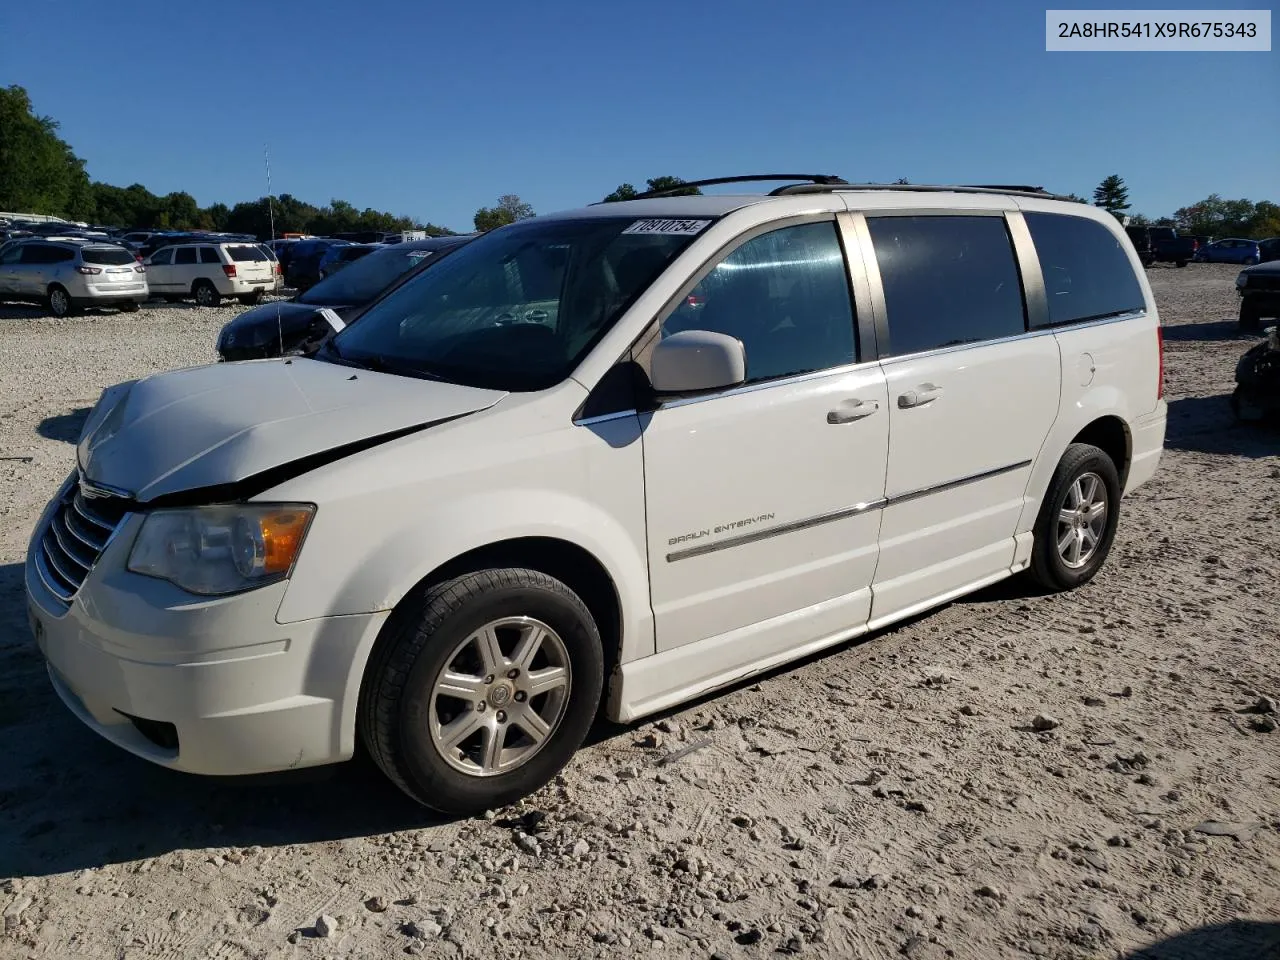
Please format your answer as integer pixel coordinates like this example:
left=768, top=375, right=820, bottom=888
left=1239, top=299, right=1263, bottom=332
left=360, top=568, right=604, bottom=814
left=1029, top=443, right=1122, bottom=592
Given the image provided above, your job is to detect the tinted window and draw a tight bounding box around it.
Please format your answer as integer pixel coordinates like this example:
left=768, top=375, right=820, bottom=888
left=228, top=245, right=267, bottom=262
left=82, top=247, right=136, bottom=266
left=174, top=247, right=198, bottom=265
left=150, top=248, right=173, bottom=265
left=199, top=247, right=222, bottom=264
left=1024, top=212, right=1145, bottom=327
left=662, top=221, right=856, bottom=383
left=868, top=215, right=1025, bottom=355
left=1, top=245, right=23, bottom=264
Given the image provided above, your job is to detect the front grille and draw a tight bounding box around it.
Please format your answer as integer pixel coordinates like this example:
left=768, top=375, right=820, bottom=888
left=1246, top=275, right=1280, bottom=292
left=34, top=486, right=129, bottom=603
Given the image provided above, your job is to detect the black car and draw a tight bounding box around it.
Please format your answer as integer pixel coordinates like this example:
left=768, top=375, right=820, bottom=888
left=283, top=238, right=351, bottom=291
left=216, top=235, right=474, bottom=361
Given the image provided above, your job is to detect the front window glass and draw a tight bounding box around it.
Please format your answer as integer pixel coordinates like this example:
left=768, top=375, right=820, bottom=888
left=328, top=217, right=709, bottom=390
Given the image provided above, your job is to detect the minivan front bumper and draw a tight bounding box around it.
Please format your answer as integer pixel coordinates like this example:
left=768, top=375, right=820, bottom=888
left=24, top=495, right=388, bottom=776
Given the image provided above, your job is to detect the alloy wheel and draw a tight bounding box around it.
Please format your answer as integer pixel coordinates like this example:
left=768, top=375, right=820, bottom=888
left=1056, top=471, right=1108, bottom=569
left=428, top=617, right=571, bottom=777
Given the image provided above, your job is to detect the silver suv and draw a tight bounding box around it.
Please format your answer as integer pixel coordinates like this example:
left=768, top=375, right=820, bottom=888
left=0, top=239, right=148, bottom=317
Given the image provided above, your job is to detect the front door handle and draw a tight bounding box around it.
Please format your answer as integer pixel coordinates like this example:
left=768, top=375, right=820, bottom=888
left=827, top=398, right=880, bottom=424
left=898, top=383, right=943, bottom=409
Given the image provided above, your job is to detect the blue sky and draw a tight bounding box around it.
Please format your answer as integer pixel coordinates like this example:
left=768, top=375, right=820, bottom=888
left=1, top=0, right=1276, bottom=231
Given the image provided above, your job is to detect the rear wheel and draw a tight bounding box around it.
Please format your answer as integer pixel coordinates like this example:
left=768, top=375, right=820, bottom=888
left=1029, top=443, right=1122, bottom=592
left=360, top=568, right=604, bottom=814
left=238, top=292, right=262, bottom=306
left=193, top=281, right=220, bottom=308
left=47, top=285, right=75, bottom=318
left=1176, top=260, right=1187, bottom=268
left=119, top=301, right=140, bottom=313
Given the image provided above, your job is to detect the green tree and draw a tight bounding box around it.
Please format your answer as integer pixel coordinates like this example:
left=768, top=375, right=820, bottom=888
left=1063, top=193, right=1089, bottom=203
left=1092, top=175, right=1131, bottom=220
left=0, top=84, right=90, bottom=218
left=602, top=183, right=638, bottom=203
left=474, top=194, right=535, bottom=231
left=602, top=176, right=703, bottom=203
left=893, top=178, right=911, bottom=185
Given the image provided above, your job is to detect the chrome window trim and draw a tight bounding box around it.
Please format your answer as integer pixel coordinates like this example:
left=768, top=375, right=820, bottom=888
left=666, top=459, right=1032, bottom=562
left=655, top=358, right=884, bottom=413
left=573, top=409, right=639, bottom=427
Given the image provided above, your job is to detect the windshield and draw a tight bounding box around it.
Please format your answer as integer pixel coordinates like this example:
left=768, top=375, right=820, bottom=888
left=297, top=243, right=462, bottom=305
left=327, top=217, right=709, bottom=391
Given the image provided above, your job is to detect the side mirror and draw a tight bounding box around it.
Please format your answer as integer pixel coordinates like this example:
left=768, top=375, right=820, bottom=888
left=650, top=330, right=746, bottom=396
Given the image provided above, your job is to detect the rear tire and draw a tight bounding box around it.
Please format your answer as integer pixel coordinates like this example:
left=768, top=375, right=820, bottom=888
left=1029, top=443, right=1122, bottom=592
left=46, top=285, right=75, bottom=318
left=238, top=292, right=262, bottom=306
left=119, top=301, right=140, bottom=313
left=359, top=568, right=604, bottom=814
left=193, top=281, right=220, bottom=308
left=1175, top=260, right=1187, bottom=268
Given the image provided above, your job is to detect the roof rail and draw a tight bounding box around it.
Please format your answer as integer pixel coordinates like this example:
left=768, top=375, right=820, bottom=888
left=627, top=174, right=849, bottom=201
left=771, top=182, right=1073, bottom=201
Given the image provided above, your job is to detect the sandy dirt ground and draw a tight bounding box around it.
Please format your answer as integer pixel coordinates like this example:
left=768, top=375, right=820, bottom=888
left=0, top=265, right=1277, bottom=960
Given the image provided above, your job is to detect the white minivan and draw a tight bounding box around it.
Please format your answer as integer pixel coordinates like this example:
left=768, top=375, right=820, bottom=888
left=26, top=178, right=1166, bottom=813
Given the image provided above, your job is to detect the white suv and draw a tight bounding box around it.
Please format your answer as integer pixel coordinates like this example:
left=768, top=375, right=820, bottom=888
left=0, top=239, right=148, bottom=316
left=26, top=177, right=1166, bottom=813
left=144, top=241, right=280, bottom=307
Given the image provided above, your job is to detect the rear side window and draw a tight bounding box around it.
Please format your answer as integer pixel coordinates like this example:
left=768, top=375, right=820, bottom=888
left=150, top=248, right=173, bottom=265
left=1024, top=213, right=1145, bottom=327
left=662, top=221, right=857, bottom=383
left=228, top=245, right=267, bottom=262
left=82, top=248, right=135, bottom=266
left=174, top=247, right=198, bottom=265
left=199, top=247, right=222, bottom=264
left=867, top=215, right=1026, bottom=356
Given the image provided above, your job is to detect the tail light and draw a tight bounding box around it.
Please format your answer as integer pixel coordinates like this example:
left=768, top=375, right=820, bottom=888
left=1156, top=325, right=1164, bottom=400
left=134, top=264, right=146, bottom=273
left=222, top=264, right=237, bottom=277
left=275, top=263, right=282, bottom=276
left=77, top=266, right=102, bottom=275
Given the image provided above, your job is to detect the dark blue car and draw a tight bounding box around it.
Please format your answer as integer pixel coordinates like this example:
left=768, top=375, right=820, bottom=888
left=1195, top=238, right=1263, bottom=265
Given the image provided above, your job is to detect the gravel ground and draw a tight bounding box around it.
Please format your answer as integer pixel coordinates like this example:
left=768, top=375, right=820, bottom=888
left=1, top=265, right=1277, bottom=960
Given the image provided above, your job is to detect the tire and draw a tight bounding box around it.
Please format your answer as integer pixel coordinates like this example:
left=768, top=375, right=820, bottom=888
left=193, top=281, right=220, bottom=308
left=1176, top=260, right=1187, bottom=268
left=238, top=292, right=262, bottom=306
left=360, top=568, right=604, bottom=814
left=1028, top=443, right=1123, bottom=592
left=46, top=285, right=75, bottom=318
left=1239, top=299, right=1263, bottom=332
left=119, top=301, right=140, bottom=313
left=1245, top=256, right=1260, bottom=266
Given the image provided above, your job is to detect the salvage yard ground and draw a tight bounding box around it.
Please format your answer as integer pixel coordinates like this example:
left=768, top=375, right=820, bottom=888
left=1, top=265, right=1277, bottom=960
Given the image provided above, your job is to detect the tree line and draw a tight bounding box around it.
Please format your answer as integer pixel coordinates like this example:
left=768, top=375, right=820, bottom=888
left=4, top=85, right=1275, bottom=241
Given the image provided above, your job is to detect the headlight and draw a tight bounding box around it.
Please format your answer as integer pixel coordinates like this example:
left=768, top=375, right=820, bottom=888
left=127, top=504, right=315, bottom=596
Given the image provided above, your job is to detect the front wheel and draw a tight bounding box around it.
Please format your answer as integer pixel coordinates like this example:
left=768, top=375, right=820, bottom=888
left=1029, top=443, right=1122, bottom=592
left=1176, top=260, right=1187, bottom=268
left=360, top=568, right=604, bottom=814
left=1239, top=299, right=1263, bottom=332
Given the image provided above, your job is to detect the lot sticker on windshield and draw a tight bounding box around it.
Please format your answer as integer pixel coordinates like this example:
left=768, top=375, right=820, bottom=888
left=622, top=219, right=711, bottom=236
left=406, top=251, right=432, bottom=262
left=318, top=307, right=346, bottom=332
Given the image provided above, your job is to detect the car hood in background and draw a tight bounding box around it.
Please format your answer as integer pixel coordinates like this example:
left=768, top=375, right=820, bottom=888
left=219, top=300, right=355, bottom=348
left=1240, top=260, right=1280, bottom=278
left=77, top=358, right=506, bottom=502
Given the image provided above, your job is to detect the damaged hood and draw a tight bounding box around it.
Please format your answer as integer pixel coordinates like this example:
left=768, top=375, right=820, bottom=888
left=77, top=357, right=506, bottom=502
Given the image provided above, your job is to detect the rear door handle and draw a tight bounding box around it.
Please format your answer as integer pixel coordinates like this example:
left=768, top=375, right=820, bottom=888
left=898, top=383, right=943, bottom=409
left=827, top=398, right=880, bottom=424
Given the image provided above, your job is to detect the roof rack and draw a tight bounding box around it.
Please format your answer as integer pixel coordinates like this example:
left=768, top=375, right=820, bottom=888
left=770, top=182, right=1071, bottom=201
left=627, top=174, right=849, bottom=200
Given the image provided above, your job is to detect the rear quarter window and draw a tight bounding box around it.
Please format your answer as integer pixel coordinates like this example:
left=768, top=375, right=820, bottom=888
left=1024, top=213, right=1146, bottom=327
left=227, top=245, right=267, bottom=262
left=199, top=247, right=222, bottom=264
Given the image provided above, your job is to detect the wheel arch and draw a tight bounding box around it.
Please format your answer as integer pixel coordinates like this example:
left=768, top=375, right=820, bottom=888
left=1070, top=415, right=1131, bottom=488
left=353, top=535, right=626, bottom=729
